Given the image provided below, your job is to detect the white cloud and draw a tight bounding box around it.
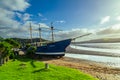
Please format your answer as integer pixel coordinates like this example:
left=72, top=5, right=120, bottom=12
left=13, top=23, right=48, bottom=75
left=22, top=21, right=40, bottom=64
left=22, top=21, right=49, bottom=30
left=16, top=12, right=22, bottom=18
left=23, top=13, right=32, bottom=21
left=39, top=23, right=49, bottom=28
left=0, top=0, right=30, bottom=38
left=16, top=12, right=32, bottom=22
left=0, top=0, right=30, bottom=11
left=97, top=24, right=120, bottom=35
left=54, top=23, right=120, bottom=41
left=37, top=13, right=48, bottom=21
left=55, top=28, right=93, bottom=40
left=3, top=21, right=49, bottom=38
left=0, top=8, right=20, bottom=29
left=100, top=16, right=110, bottom=24
left=56, top=20, right=66, bottom=23
left=38, top=13, right=48, bottom=21
left=38, top=13, right=43, bottom=17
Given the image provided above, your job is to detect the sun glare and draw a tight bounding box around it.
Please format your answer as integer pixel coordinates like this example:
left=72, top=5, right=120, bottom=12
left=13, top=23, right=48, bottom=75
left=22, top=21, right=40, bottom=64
left=111, top=24, right=120, bottom=30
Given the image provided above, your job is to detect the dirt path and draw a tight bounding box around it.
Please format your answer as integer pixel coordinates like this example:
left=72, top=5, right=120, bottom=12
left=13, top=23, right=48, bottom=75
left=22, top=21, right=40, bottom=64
left=41, top=57, right=120, bottom=80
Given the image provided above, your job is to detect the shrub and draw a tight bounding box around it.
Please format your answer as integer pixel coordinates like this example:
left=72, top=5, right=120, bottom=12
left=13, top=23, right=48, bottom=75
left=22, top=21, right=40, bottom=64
left=0, top=42, right=13, bottom=58
left=26, top=46, right=36, bottom=58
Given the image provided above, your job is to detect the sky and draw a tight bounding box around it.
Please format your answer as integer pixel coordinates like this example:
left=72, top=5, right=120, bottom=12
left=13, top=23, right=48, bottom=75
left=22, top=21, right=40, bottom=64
left=0, top=0, right=120, bottom=41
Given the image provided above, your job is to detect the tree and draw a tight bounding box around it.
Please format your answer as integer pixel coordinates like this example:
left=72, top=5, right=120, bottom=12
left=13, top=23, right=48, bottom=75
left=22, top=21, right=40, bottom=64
left=4, top=39, right=20, bottom=48
left=0, top=38, right=22, bottom=66
left=0, top=42, right=13, bottom=65
left=0, top=42, right=5, bottom=65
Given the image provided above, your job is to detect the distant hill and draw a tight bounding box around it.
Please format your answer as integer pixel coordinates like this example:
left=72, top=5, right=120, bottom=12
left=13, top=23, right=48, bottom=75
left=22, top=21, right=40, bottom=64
left=11, top=38, right=47, bottom=44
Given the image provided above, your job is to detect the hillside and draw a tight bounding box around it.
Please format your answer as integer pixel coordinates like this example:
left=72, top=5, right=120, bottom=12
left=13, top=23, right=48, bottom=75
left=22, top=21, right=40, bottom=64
left=11, top=38, right=48, bottom=43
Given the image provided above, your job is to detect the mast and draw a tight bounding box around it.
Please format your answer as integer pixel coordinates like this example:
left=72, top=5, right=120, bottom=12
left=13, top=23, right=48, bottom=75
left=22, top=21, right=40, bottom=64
left=51, top=22, right=54, bottom=42
left=29, top=23, right=32, bottom=44
left=39, top=24, right=42, bottom=46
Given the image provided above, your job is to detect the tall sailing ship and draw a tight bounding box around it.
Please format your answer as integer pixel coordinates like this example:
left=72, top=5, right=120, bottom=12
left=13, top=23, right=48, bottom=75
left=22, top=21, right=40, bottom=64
left=29, top=23, right=91, bottom=57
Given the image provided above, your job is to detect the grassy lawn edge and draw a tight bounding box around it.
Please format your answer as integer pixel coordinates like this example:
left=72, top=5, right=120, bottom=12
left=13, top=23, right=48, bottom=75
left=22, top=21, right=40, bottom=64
left=0, top=57, right=99, bottom=80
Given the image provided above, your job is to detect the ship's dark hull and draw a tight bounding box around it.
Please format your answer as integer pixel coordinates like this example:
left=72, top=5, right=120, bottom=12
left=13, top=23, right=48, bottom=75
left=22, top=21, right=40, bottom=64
left=35, top=39, right=72, bottom=55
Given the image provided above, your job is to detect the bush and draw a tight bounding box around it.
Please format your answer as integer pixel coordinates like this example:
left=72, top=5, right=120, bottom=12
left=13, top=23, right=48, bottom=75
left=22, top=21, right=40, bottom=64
left=26, top=46, right=36, bottom=58
left=0, top=42, right=13, bottom=58
left=24, top=44, right=31, bottom=50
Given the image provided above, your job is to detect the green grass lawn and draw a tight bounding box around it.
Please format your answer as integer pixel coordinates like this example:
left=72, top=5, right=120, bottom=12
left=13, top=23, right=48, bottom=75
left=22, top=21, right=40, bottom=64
left=0, top=57, right=98, bottom=80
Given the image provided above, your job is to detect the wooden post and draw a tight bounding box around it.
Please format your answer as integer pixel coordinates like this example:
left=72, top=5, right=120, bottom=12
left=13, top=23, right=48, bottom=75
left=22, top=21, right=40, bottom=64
left=45, top=63, right=49, bottom=69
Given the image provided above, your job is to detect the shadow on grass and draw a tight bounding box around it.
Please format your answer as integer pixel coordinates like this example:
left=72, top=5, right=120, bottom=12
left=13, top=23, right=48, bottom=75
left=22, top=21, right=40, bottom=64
left=15, top=55, right=38, bottom=68
left=30, top=60, right=36, bottom=68
left=32, top=68, right=51, bottom=73
left=15, top=55, right=31, bottom=62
